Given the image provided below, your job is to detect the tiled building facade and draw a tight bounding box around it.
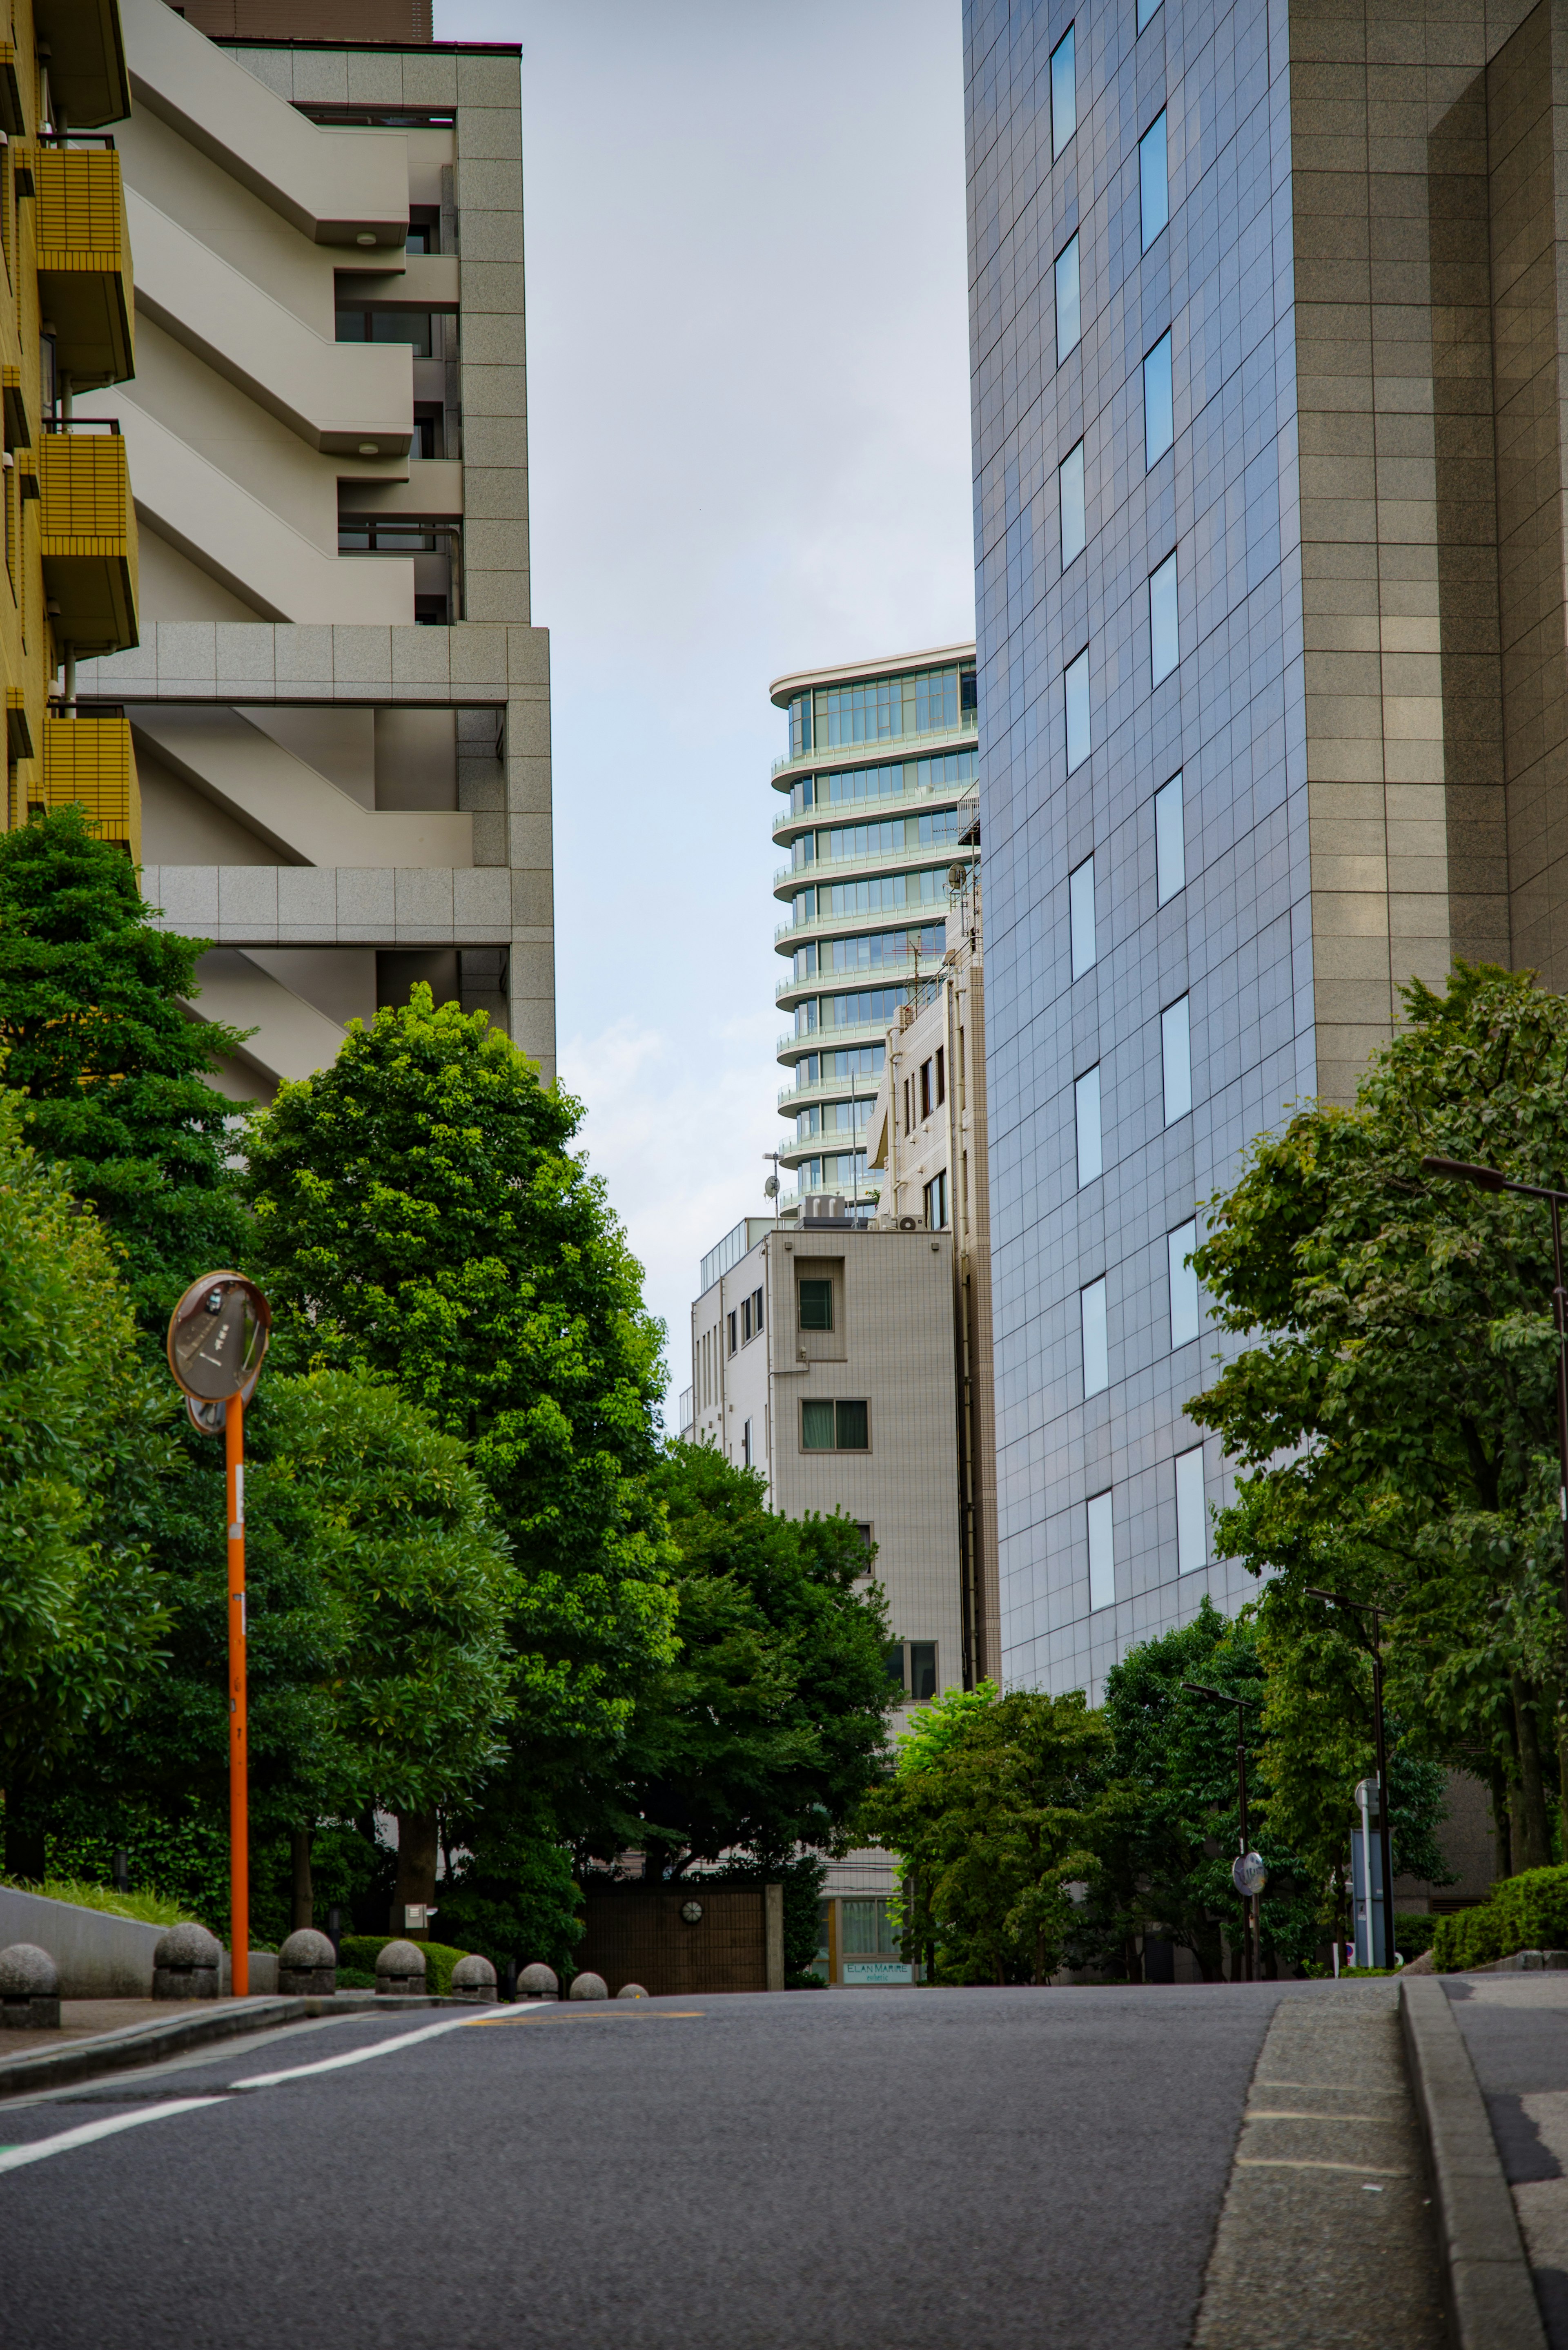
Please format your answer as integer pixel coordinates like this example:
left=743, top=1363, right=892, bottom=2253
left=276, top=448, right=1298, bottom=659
left=965, top=0, right=1568, bottom=1694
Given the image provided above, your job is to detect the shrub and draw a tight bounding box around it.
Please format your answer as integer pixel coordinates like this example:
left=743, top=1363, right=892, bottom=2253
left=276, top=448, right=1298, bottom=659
left=1432, top=1867, right=1568, bottom=1970
left=335, top=1934, right=473, bottom=1995
left=4, top=1875, right=194, bottom=1928
left=1391, top=1912, right=1439, bottom=1958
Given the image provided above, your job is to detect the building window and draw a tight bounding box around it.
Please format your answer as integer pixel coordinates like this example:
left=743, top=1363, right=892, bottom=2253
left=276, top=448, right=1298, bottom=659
left=1154, top=770, right=1185, bottom=902
left=802, top=1398, right=869, bottom=1451
left=1144, top=331, right=1173, bottom=467
left=841, top=1896, right=900, bottom=1956
left=1087, top=1490, right=1115, bottom=1610
left=1065, top=647, right=1091, bottom=770
left=742, top=1417, right=753, bottom=1469
left=1162, top=995, right=1192, bottom=1122
left=1168, top=1218, right=1200, bottom=1347
left=857, top=1522, right=875, bottom=1557
left=741, top=1297, right=752, bottom=1343
left=1175, top=1445, right=1206, bottom=1572
left=798, top=1277, right=833, bottom=1331
left=751, top=1285, right=764, bottom=1336
left=1059, top=439, right=1086, bottom=566
left=1150, top=552, right=1179, bottom=686
left=1069, top=852, right=1096, bottom=978
left=1054, top=233, right=1080, bottom=363
left=1081, top=1275, right=1109, bottom=1397
left=924, top=1169, right=948, bottom=1229
left=727, top=1309, right=738, bottom=1356
left=1139, top=109, right=1169, bottom=248
left=1137, top=0, right=1162, bottom=29
left=886, top=1641, right=938, bottom=1701
left=902, top=1075, right=912, bottom=1134
left=1050, top=23, right=1076, bottom=157
left=1075, top=1065, right=1102, bottom=1186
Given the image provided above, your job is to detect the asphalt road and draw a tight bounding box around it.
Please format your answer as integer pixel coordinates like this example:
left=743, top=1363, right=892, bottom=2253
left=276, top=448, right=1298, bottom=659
left=1, top=1982, right=1356, bottom=2350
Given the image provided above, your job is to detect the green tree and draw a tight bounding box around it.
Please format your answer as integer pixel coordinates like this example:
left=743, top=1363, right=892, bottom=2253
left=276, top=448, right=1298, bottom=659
left=1189, top=963, right=1568, bottom=1872
left=243, top=987, right=677, bottom=1905
left=859, top=1684, right=1116, bottom=1984
left=609, top=1440, right=895, bottom=1872
left=0, top=807, right=252, bottom=1339
left=0, top=1098, right=175, bottom=1872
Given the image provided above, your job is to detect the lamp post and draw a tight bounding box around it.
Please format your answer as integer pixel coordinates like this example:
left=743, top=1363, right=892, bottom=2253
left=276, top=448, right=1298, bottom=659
left=166, top=1271, right=271, bottom=1998
left=1183, top=1681, right=1260, bottom=1982
left=1420, top=1155, right=1568, bottom=1626
left=1306, top=1589, right=1396, bottom=1969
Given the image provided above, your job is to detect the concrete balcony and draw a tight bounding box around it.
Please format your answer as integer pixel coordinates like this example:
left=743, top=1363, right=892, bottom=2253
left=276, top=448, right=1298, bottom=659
left=777, top=1018, right=893, bottom=1064
left=772, top=773, right=979, bottom=847
left=776, top=943, right=936, bottom=1010
left=773, top=834, right=974, bottom=900
left=40, top=709, right=140, bottom=858
left=36, top=144, right=134, bottom=391
left=775, top=894, right=947, bottom=950
left=777, top=1068, right=884, bottom=1112
left=40, top=421, right=138, bottom=656
left=770, top=713, right=978, bottom=783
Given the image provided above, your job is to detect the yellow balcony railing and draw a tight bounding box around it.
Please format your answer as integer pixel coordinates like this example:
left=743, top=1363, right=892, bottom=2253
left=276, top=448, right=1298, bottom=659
left=39, top=422, right=138, bottom=656
left=35, top=144, right=134, bottom=390
left=40, top=710, right=139, bottom=859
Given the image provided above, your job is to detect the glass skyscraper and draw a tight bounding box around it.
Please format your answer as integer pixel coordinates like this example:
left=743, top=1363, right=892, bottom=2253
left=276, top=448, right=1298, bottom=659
left=966, top=0, right=1565, bottom=1692
left=771, top=649, right=978, bottom=1214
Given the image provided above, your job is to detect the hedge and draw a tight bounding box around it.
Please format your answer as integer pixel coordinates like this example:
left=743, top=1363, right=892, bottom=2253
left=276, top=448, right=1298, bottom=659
left=335, top=1935, right=474, bottom=1995
left=1431, top=1867, right=1568, bottom=1971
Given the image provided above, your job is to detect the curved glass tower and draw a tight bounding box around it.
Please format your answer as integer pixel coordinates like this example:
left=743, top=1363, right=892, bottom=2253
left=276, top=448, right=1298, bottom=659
left=771, top=646, right=978, bottom=1215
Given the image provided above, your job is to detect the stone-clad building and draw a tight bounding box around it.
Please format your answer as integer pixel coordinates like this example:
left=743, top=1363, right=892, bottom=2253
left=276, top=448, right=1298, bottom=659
left=965, top=0, right=1568, bottom=1694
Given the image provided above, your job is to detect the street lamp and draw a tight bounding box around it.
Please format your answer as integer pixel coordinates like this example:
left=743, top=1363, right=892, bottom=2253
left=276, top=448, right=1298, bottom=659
left=1305, top=1589, right=1396, bottom=1970
left=1420, top=1155, right=1568, bottom=1626
left=1183, top=1681, right=1262, bottom=1982
left=166, top=1271, right=271, bottom=1998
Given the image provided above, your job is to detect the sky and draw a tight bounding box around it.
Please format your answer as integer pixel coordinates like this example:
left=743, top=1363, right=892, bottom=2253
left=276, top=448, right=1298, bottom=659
left=435, top=0, right=976, bottom=1411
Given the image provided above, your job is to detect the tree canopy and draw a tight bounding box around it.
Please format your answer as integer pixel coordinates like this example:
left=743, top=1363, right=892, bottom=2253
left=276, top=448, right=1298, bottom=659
left=1189, top=963, right=1568, bottom=1871
left=0, top=807, right=251, bottom=1339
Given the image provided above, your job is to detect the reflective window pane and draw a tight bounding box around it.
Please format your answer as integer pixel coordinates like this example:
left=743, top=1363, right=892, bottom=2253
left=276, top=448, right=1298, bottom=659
left=1144, top=331, right=1173, bottom=467
left=1075, top=1064, right=1102, bottom=1184
left=1087, top=1490, right=1114, bottom=1610
left=1162, top=995, right=1192, bottom=1122
left=1055, top=234, right=1080, bottom=363
left=1150, top=552, right=1178, bottom=685
left=1175, top=1446, right=1207, bottom=1573
left=1081, top=1275, right=1109, bottom=1396
left=1060, top=439, right=1086, bottom=565
left=1139, top=110, right=1169, bottom=248
left=1051, top=25, right=1076, bottom=157
left=1137, top=0, right=1162, bottom=30
left=1154, top=771, right=1185, bottom=903
left=1065, top=647, right=1091, bottom=769
left=1069, top=852, right=1096, bottom=977
left=1168, top=1219, right=1199, bottom=1347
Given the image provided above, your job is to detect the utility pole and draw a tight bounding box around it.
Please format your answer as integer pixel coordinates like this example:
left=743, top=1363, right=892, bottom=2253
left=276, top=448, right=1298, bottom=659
left=1183, top=1682, right=1260, bottom=1981
left=1307, top=1590, right=1395, bottom=1969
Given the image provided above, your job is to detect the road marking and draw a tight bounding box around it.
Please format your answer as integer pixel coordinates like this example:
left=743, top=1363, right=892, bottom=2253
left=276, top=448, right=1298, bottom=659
left=229, top=2004, right=546, bottom=2089
left=1236, top=2158, right=1411, bottom=2175
left=1247, top=2109, right=1394, bottom=2123
left=473, top=2009, right=706, bottom=2026
left=0, top=2099, right=223, bottom=2174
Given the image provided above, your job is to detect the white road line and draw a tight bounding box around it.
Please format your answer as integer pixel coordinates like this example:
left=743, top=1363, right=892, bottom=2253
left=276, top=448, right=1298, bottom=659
left=230, top=2003, right=545, bottom=2089
left=1236, top=2158, right=1411, bottom=2175
left=0, top=2099, right=224, bottom=2174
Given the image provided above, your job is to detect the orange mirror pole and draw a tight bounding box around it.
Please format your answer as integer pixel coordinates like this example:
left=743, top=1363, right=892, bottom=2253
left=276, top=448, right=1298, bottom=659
left=226, top=1388, right=248, bottom=1998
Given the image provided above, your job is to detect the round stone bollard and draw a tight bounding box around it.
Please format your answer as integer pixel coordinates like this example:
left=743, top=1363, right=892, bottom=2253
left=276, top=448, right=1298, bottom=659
left=568, top=1971, right=608, bottom=2002
left=153, top=1923, right=222, bottom=2000
left=0, top=1944, right=60, bottom=2029
left=518, top=1961, right=559, bottom=2000
left=450, top=1954, right=497, bottom=2004
left=277, top=1928, right=337, bottom=1997
left=615, top=1982, right=648, bottom=2000
left=375, top=1938, right=428, bottom=1996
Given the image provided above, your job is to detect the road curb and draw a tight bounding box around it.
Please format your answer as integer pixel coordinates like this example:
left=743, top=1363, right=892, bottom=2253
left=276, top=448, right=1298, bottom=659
left=0, top=1993, right=469, bottom=2103
left=1399, top=1975, right=1547, bottom=2350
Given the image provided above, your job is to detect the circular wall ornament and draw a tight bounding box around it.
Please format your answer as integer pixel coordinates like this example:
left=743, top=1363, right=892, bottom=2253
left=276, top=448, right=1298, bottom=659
left=680, top=1900, right=703, bottom=1924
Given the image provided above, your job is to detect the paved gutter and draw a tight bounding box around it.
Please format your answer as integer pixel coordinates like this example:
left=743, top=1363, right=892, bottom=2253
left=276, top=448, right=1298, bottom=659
left=0, top=1993, right=470, bottom=2103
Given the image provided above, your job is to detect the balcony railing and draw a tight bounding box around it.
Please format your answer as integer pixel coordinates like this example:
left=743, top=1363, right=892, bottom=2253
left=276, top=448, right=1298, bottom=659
left=773, top=828, right=978, bottom=896
left=39, top=707, right=139, bottom=857
left=35, top=140, right=134, bottom=390
left=770, top=713, right=979, bottom=781
left=39, top=418, right=138, bottom=656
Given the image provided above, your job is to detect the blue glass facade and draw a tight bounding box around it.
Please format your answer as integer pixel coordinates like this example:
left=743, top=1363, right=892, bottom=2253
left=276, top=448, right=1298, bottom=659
left=966, top=0, right=1307, bottom=1695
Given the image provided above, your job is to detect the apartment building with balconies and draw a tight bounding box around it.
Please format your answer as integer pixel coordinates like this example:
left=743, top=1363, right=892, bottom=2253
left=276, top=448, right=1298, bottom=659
left=59, top=0, right=550, bottom=1095
left=771, top=646, right=977, bottom=1219
left=0, top=0, right=141, bottom=847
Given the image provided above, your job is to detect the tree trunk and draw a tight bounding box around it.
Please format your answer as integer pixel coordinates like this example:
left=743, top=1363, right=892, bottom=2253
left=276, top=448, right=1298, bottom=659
left=1557, top=1716, right=1568, bottom=1865
left=391, top=1808, right=439, bottom=1933
left=290, top=1828, right=313, bottom=1933
left=1512, top=1678, right=1553, bottom=1871
left=1491, top=1767, right=1513, bottom=1879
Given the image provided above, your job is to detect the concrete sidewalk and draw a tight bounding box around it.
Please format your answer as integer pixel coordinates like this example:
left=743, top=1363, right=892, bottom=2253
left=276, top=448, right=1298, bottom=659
left=1444, top=1972, right=1568, bottom=2348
